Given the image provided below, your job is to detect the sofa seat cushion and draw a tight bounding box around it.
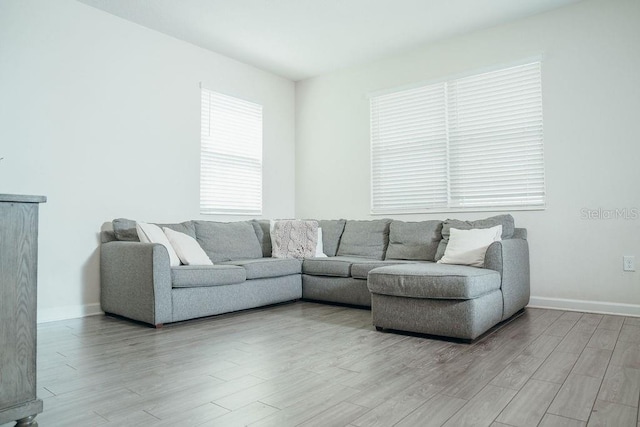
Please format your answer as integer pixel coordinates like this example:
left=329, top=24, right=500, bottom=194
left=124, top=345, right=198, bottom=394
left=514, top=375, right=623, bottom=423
left=171, top=265, right=246, bottom=288
left=350, top=260, right=419, bottom=280
left=368, top=263, right=500, bottom=300
left=221, top=258, right=302, bottom=279
left=303, top=256, right=377, bottom=278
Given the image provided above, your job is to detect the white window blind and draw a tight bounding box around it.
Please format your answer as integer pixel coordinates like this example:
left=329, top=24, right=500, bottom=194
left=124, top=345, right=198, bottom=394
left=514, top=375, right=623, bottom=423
left=371, top=61, right=544, bottom=214
left=371, top=84, right=448, bottom=213
left=200, top=89, right=263, bottom=215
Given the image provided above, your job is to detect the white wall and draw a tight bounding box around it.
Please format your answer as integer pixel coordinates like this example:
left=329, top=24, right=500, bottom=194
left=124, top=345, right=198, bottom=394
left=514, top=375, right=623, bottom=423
left=0, top=0, right=296, bottom=322
left=295, top=0, right=640, bottom=315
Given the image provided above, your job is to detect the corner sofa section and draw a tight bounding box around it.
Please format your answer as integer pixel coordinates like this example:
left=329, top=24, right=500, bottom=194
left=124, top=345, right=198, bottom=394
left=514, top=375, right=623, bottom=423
left=301, top=219, right=443, bottom=307
left=100, top=215, right=530, bottom=340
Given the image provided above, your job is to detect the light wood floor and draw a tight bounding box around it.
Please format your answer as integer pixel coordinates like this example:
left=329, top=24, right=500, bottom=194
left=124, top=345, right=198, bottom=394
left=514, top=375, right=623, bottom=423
left=4, top=301, right=640, bottom=427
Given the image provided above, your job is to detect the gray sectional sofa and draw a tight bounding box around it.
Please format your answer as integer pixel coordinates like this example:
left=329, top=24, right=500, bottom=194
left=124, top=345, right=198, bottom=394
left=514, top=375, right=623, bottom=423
left=100, top=215, right=529, bottom=340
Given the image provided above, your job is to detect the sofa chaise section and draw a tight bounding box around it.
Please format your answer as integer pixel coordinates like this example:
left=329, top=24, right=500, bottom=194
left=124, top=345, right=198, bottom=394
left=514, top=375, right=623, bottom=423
left=368, top=263, right=503, bottom=340
left=367, top=224, right=530, bottom=340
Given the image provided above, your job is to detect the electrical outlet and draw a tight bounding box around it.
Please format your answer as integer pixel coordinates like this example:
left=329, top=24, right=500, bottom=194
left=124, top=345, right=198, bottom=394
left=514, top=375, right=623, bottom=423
left=623, top=256, right=635, bottom=272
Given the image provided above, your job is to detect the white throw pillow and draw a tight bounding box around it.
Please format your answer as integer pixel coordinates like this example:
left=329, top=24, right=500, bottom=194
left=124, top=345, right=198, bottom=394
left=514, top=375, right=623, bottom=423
left=438, top=225, right=502, bottom=267
left=163, top=227, right=213, bottom=266
left=316, top=228, right=328, bottom=258
left=136, top=222, right=181, bottom=267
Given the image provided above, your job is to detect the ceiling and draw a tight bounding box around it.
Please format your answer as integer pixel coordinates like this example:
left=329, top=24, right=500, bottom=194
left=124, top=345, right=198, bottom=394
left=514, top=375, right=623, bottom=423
left=77, top=0, right=582, bottom=81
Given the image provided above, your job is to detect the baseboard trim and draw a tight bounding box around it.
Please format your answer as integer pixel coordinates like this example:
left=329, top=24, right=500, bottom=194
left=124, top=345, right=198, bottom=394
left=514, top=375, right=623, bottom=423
left=38, top=303, right=104, bottom=323
left=529, top=296, right=640, bottom=317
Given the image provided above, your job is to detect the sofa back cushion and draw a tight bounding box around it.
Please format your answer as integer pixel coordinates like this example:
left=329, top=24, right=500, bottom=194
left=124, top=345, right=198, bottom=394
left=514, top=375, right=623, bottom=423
left=512, top=228, right=528, bottom=240
left=336, top=219, right=391, bottom=260
left=385, top=220, right=442, bottom=261
left=317, top=219, right=346, bottom=257
left=194, top=221, right=263, bottom=262
left=435, top=214, right=515, bottom=261
left=112, top=218, right=139, bottom=241
left=251, top=219, right=272, bottom=257
left=112, top=219, right=196, bottom=242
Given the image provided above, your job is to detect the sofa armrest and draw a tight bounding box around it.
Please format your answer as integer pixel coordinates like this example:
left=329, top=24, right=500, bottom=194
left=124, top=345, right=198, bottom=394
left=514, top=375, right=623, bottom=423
left=100, top=241, right=173, bottom=326
left=484, top=238, right=530, bottom=319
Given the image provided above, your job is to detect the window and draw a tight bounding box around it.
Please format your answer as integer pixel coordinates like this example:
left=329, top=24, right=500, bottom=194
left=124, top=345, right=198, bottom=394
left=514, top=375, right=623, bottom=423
left=370, top=61, right=544, bottom=214
left=200, top=88, right=263, bottom=215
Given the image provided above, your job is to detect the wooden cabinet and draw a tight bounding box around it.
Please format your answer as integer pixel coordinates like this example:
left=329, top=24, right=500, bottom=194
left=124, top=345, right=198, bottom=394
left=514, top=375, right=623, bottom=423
left=0, top=194, right=46, bottom=427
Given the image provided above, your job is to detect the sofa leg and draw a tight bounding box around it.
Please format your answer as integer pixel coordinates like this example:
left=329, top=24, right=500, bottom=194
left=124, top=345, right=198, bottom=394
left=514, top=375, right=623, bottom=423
left=375, top=326, right=384, bottom=332
left=15, top=415, right=38, bottom=427
left=154, top=323, right=163, bottom=329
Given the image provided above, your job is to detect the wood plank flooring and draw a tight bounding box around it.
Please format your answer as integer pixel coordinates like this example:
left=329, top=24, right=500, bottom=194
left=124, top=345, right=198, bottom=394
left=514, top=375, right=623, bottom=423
left=2, top=301, right=639, bottom=427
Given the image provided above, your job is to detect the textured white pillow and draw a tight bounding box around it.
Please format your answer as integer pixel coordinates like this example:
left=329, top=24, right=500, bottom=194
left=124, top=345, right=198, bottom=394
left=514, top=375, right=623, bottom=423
left=163, top=227, right=213, bottom=266
left=316, top=228, right=328, bottom=258
left=271, top=219, right=319, bottom=259
left=136, top=222, right=181, bottom=267
left=438, top=225, right=502, bottom=267
left=269, top=220, right=327, bottom=258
